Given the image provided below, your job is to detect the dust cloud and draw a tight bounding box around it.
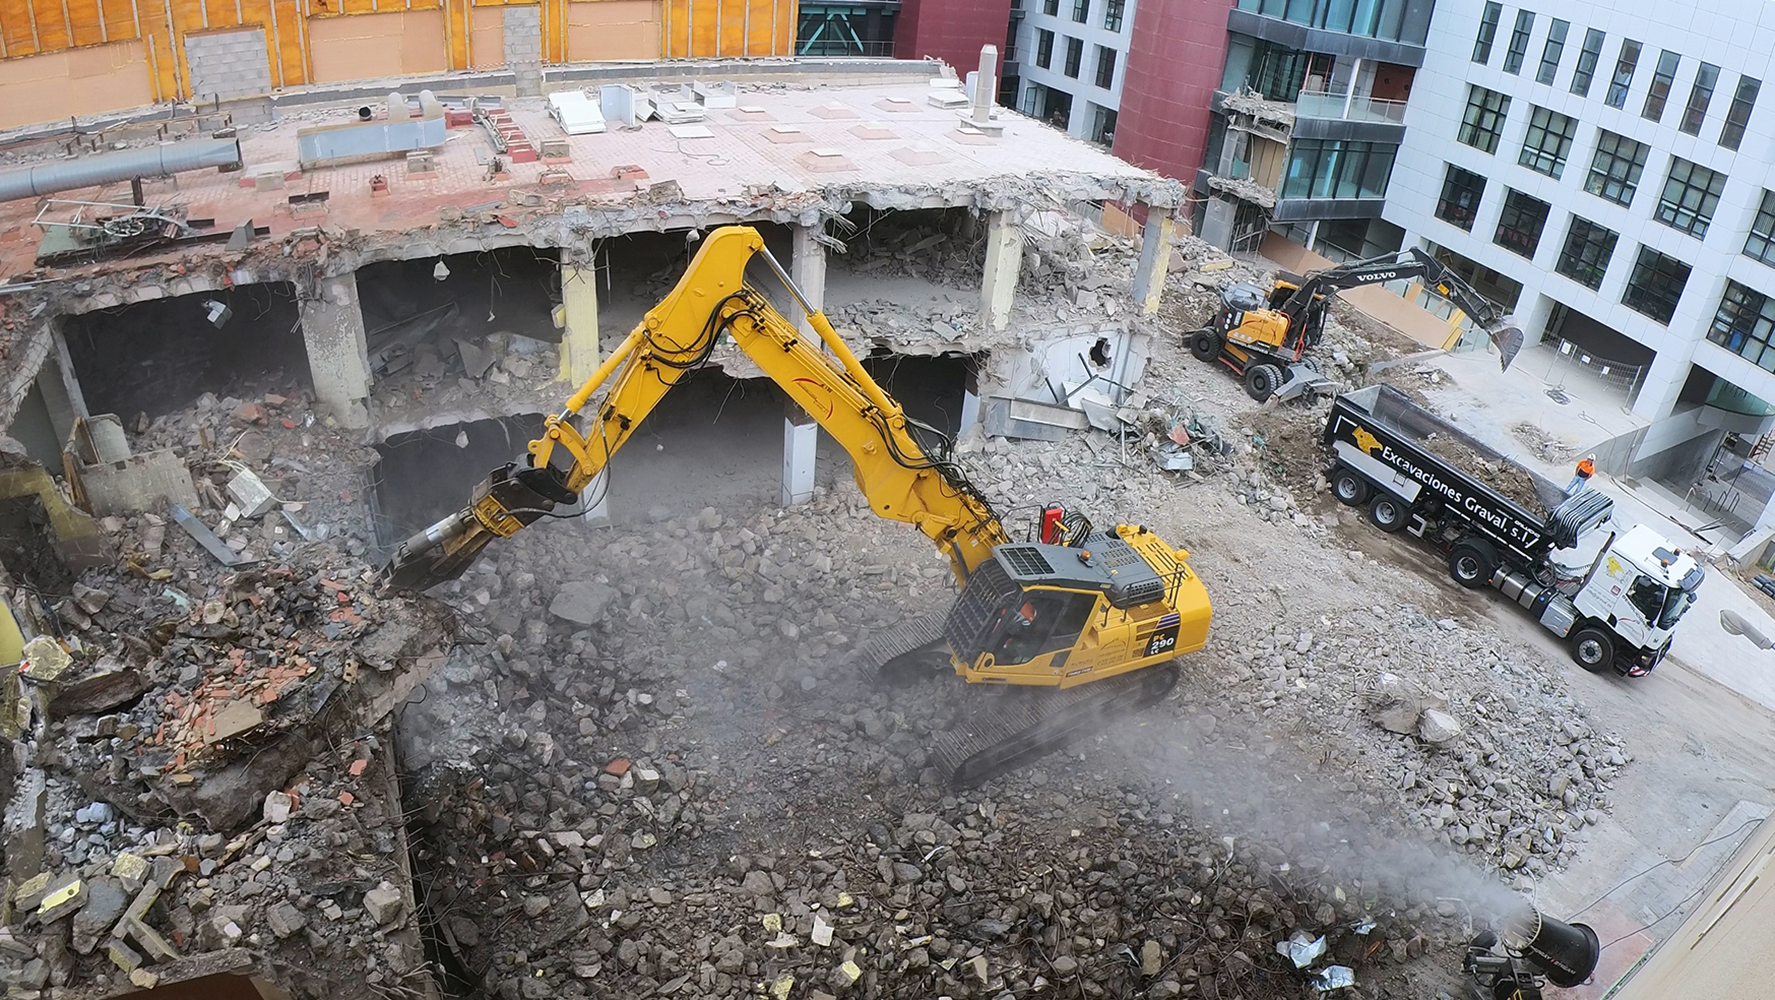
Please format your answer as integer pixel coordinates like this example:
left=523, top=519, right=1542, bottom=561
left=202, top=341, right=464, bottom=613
left=1115, top=715, right=1533, bottom=927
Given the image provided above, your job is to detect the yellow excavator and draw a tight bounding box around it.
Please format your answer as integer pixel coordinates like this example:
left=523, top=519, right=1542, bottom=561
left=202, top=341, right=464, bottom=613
left=1187, top=248, right=1525, bottom=402
left=377, top=225, right=1212, bottom=786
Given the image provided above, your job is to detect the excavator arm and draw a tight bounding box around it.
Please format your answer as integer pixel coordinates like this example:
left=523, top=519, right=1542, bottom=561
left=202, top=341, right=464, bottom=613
left=1280, top=248, right=1525, bottom=369
left=378, top=226, right=1009, bottom=592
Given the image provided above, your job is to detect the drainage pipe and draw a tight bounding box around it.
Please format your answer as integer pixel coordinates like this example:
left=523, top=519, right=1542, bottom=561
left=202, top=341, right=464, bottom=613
left=0, top=139, right=242, bottom=203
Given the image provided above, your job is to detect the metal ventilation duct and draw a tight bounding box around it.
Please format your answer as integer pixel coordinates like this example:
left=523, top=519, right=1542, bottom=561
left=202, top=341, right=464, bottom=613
left=0, top=139, right=242, bottom=203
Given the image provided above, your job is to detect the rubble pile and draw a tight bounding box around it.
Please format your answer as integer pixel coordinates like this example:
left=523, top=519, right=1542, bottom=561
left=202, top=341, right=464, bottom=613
left=0, top=390, right=454, bottom=995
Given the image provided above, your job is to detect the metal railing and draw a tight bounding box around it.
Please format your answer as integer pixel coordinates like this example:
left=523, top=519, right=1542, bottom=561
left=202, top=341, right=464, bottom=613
left=1295, top=89, right=1408, bottom=124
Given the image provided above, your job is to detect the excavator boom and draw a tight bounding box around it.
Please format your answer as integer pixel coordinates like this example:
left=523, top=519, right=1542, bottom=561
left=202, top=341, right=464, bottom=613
left=379, top=226, right=1008, bottom=593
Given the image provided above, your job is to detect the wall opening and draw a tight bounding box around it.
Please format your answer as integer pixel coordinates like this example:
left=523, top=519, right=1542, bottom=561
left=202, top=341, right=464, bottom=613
left=0, top=494, right=76, bottom=597
left=370, top=414, right=547, bottom=550
left=358, top=248, right=561, bottom=383
left=60, top=284, right=309, bottom=421
left=859, top=351, right=975, bottom=438
left=591, top=230, right=697, bottom=339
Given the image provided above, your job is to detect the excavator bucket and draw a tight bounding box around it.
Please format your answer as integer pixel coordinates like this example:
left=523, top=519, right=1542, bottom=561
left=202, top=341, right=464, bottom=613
left=1488, top=322, right=1525, bottom=372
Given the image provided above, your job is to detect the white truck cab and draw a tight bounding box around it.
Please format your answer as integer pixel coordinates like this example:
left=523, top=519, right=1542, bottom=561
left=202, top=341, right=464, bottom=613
left=1565, top=525, right=1704, bottom=674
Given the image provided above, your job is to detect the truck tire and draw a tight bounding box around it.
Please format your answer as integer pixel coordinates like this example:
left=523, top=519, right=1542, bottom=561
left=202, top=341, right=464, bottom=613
left=1367, top=494, right=1408, bottom=533
left=1447, top=539, right=1498, bottom=589
left=1332, top=468, right=1371, bottom=507
left=1245, top=363, right=1285, bottom=402
left=1189, top=330, right=1222, bottom=363
left=1570, top=627, right=1615, bottom=673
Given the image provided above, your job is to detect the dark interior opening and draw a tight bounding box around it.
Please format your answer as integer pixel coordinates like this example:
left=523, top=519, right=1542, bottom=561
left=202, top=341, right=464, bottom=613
left=370, top=414, right=547, bottom=549
left=60, top=283, right=309, bottom=420
left=860, top=352, right=974, bottom=438
left=0, top=494, right=76, bottom=597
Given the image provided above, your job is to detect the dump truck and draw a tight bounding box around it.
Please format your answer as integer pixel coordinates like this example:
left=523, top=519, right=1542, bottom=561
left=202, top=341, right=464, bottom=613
left=1324, top=385, right=1702, bottom=676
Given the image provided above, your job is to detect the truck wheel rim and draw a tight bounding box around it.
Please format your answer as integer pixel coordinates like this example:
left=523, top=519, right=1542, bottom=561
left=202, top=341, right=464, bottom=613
left=1578, top=639, right=1601, bottom=663
left=1456, top=556, right=1481, bottom=581
left=1336, top=478, right=1359, bottom=500
left=1376, top=501, right=1398, bottom=525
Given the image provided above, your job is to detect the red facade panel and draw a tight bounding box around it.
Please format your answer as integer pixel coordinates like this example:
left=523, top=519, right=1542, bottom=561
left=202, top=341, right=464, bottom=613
left=895, top=0, right=1015, bottom=77
left=1112, top=0, right=1237, bottom=183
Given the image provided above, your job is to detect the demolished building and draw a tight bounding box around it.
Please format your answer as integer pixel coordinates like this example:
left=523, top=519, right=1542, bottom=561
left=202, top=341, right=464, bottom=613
left=0, top=57, right=1201, bottom=999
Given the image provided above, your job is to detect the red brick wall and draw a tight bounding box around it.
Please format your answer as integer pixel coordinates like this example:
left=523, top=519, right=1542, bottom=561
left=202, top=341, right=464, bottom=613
left=1112, top=0, right=1237, bottom=182
left=895, top=0, right=1014, bottom=78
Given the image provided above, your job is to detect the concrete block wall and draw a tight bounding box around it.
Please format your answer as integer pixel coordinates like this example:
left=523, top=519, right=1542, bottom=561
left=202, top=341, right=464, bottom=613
left=183, top=28, right=273, bottom=102
left=505, top=6, right=543, bottom=97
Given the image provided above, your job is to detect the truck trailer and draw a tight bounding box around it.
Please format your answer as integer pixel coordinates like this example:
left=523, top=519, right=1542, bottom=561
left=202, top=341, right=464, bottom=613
left=1323, top=385, right=1702, bottom=676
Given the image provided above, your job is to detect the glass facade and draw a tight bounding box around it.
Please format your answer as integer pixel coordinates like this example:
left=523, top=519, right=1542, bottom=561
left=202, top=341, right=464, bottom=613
left=1623, top=246, right=1690, bottom=324
left=1235, top=0, right=1435, bottom=46
left=1536, top=19, right=1569, bottom=86
left=1570, top=28, right=1605, bottom=96
left=1555, top=217, right=1618, bottom=290
left=1710, top=281, right=1775, bottom=372
left=1435, top=164, right=1486, bottom=230
left=1282, top=139, right=1398, bottom=200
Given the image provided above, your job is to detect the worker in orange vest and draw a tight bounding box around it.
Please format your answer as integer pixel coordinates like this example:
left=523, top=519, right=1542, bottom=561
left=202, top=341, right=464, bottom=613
left=1566, top=454, right=1596, bottom=497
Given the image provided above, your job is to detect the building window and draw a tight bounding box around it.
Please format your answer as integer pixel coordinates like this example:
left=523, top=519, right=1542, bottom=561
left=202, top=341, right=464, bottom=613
left=1570, top=28, right=1605, bottom=96
left=1519, top=106, right=1577, bottom=178
left=1281, top=139, right=1398, bottom=200
left=1682, top=63, right=1720, bottom=136
left=1604, top=39, right=1641, bottom=109
left=1494, top=189, right=1551, bottom=259
left=1094, top=45, right=1116, bottom=88
left=1035, top=30, right=1054, bottom=69
left=1236, top=0, right=1434, bottom=45
left=1089, top=103, right=1117, bottom=145
left=1043, top=0, right=1058, bottom=15
left=1710, top=281, right=1775, bottom=372
left=1622, top=246, right=1690, bottom=324
left=1435, top=164, right=1487, bottom=230
left=1063, top=36, right=1083, bottom=77
left=1502, top=10, right=1534, bottom=74
left=1072, top=0, right=1089, bottom=23
left=1555, top=217, right=1619, bottom=290
left=1458, top=86, right=1511, bottom=153
left=1473, top=2, right=1502, bottom=63
left=1655, top=158, right=1726, bottom=238
left=1584, top=130, right=1649, bottom=206
left=1642, top=49, right=1681, bottom=122
left=1721, top=76, right=1761, bottom=150
left=1536, top=19, right=1569, bottom=85
left=1103, top=0, right=1124, bottom=31
left=1745, top=190, right=1775, bottom=267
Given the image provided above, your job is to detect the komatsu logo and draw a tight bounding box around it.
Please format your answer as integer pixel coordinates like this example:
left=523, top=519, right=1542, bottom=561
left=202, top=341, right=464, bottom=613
left=1143, top=612, right=1182, bottom=658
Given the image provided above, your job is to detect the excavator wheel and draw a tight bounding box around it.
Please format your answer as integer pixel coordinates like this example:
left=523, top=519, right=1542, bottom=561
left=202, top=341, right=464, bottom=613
left=1331, top=468, right=1371, bottom=507
left=1244, top=363, right=1285, bottom=402
left=1189, top=330, right=1223, bottom=363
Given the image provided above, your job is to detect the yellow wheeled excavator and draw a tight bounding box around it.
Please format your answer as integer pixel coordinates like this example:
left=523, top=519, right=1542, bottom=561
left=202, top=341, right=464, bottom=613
left=376, top=225, right=1213, bottom=787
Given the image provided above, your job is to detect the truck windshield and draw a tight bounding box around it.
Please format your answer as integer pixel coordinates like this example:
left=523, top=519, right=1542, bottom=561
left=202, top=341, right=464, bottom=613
left=1631, top=573, right=1699, bottom=630
left=1658, top=569, right=1704, bottom=629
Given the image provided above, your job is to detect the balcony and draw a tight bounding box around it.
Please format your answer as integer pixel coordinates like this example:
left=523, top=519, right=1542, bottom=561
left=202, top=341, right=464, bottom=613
left=1295, top=89, right=1407, bottom=124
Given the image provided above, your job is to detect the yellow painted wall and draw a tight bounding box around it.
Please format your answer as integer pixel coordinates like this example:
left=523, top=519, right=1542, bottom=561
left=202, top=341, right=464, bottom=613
left=566, top=0, right=661, bottom=60
left=0, top=41, right=154, bottom=128
left=307, top=10, right=448, bottom=84
left=0, top=0, right=796, bottom=119
left=663, top=0, right=790, bottom=57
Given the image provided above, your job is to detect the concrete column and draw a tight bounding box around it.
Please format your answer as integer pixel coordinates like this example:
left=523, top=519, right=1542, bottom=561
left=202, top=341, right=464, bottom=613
left=1200, top=195, right=1235, bottom=251
left=1631, top=343, right=1697, bottom=421
left=1132, top=207, right=1175, bottom=316
left=1512, top=292, right=1558, bottom=348
left=980, top=210, right=1022, bottom=331
left=958, top=363, right=982, bottom=433
left=299, top=274, right=371, bottom=429
left=782, top=398, right=818, bottom=506
left=559, top=261, right=600, bottom=385
left=791, top=224, right=827, bottom=337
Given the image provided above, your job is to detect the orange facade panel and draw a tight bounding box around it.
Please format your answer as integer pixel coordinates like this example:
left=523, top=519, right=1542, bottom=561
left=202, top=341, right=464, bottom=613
left=0, top=40, right=153, bottom=127
left=663, top=0, right=791, bottom=58
left=307, top=10, right=447, bottom=82
left=565, top=0, right=659, bottom=61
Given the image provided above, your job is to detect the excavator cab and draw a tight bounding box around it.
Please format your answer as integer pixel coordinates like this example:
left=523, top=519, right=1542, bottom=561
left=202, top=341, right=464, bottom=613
left=1189, top=281, right=1336, bottom=403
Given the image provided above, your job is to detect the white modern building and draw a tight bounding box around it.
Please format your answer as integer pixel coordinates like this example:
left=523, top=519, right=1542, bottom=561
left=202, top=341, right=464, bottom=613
left=1384, top=0, right=1775, bottom=530
left=1012, top=0, right=1135, bottom=144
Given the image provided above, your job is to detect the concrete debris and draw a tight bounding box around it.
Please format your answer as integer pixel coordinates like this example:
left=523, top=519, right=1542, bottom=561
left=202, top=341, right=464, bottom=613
left=1417, top=708, right=1466, bottom=746
left=1206, top=174, right=1279, bottom=208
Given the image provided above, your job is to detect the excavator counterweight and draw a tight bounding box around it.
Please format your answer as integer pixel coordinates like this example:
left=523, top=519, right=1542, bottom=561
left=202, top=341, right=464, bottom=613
left=376, top=226, right=1213, bottom=787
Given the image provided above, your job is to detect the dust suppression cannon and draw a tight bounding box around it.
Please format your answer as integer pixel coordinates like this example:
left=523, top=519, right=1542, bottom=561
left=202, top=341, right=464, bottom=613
left=1464, top=908, right=1601, bottom=999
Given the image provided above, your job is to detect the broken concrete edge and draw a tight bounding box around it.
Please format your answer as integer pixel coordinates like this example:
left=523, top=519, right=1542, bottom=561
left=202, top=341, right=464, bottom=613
left=379, top=732, right=444, bottom=1000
